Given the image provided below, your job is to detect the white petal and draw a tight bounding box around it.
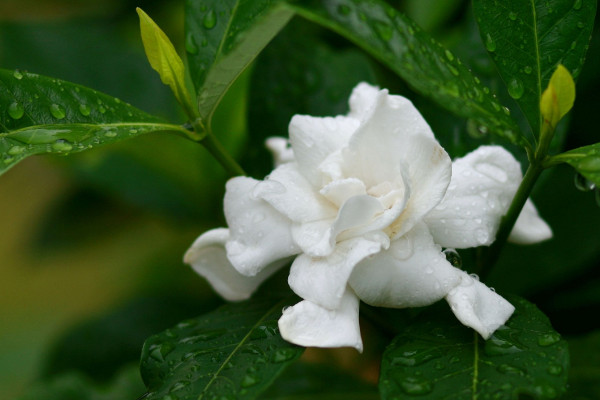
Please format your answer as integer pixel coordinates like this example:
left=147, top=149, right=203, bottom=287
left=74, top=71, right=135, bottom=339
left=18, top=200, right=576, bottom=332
left=348, top=82, right=381, bottom=120
left=278, top=287, right=363, bottom=352
left=288, top=235, right=388, bottom=310
left=255, top=162, right=336, bottom=223
left=265, top=137, right=294, bottom=166
left=184, top=229, right=286, bottom=301
left=289, top=114, right=359, bottom=186
left=425, top=146, right=523, bottom=248
left=509, top=199, right=552, bottom=244
left=349, top=223, right=461, bottom=308
left=445, top=272, right=515, bottom=339
left=224, top=177, right=300, bottom=276
left=320, top=178, right=366, bottom=208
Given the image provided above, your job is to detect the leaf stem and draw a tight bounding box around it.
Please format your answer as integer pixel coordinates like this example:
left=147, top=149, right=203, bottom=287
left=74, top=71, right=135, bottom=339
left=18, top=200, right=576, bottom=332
left=190, top=119, right=246, bottom=177
left=477, top=161, right=544, bottom=279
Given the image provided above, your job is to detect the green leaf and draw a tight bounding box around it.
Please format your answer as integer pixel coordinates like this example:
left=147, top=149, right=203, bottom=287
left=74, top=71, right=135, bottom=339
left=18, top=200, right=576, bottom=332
left=245, top=19, right=377, bottom=177
left=136, top=7, right=196, bottom=119
left=472, top=0, right=596, bottom=137
left=380, top=296, right=569, bottom=399
left=262, top=361, right=379, bottom=400
left=540, top=65, right=576, bottom=129
left=550, top=143, right=600, bottom=187
left=289, top=0, right=523, bottom=146
left=140, top=296, right=304, bottom=400
left=0, top=69, right=188, bottom=175
left=185, top=0, right=294, bottom=126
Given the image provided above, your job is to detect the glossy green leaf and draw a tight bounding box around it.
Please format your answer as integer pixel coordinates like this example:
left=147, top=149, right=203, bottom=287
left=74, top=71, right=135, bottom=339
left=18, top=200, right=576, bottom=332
left=137, top=8, right=196, bottom=118
left=0, top=69, right=188, bottom=175
left=245, top=19, right=377, bottom=178
left=380, top=296, right=569, bottom=399
left=550, top=142, right=600, bottom=187
left=185, top=0, right=294, bottom=126
left=473, top=0, right=596, bottom=137
left=140, top=296, right=304, bottom=400
left=289, top=0, right=523, bottom=146
left=262, top=361, right=379, bottom=400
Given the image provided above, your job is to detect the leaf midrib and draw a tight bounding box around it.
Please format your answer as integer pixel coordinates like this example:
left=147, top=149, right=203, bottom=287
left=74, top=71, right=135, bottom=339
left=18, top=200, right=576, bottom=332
left=198, top=298, right=287, bottom=400
left=1, top=122, right=186, bottom=137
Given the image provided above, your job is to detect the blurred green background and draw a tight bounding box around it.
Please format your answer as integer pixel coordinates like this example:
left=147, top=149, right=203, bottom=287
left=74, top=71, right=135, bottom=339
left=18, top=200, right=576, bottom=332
left=1, top=0, right=600, bottom=398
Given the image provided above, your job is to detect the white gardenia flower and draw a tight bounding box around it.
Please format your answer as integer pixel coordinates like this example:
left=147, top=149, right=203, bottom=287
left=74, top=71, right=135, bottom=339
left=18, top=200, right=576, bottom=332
left=184, top=83, right=552, bottom=351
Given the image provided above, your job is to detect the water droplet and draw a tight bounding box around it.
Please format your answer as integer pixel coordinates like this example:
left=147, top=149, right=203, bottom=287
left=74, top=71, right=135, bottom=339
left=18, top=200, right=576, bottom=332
left=400, top=377, right=433, bottom=395
left=484, top=335, right=523, bottom=356
left=502, top=106, right=511, bottom=115
left=574, top=0, right=582, bottom=10
left=443, top=248, right=462, bottom=268
left=203, top=9, right=217, bottom=29
left=524, top=65, right=533, bottom=74
left=444, top=49, right=454, bottom=61
left=8, top=102, right=25, bottom=119
left=508, top=12, right=517, bottom=20
left=467, top=119, right=488, bottom=138
left=241, top=374, right=260, bottom=387
left=272, top=348, right=297, bottom=363
left=392, top=349, right=442, bottom=367
left=13, top=69, right=24, bottom=80
left=574, top=173, right=595, bottom=191
left=170, top=380, right=190, bottom=392
left=507, top=78, right=524, bottom=99
left=485, top=33, right=496, bottom=52
left=375, top=21, right=393, bottom=41
left=49, top=103, right=66, bottom=119
left=338, top=4, right=351, bottom=15
left=149, top=342, right=175, bottom=362
left=497, top=364, right=525, bottom=376
left=79, top=104, right=91, bottom=116
left=185, top=32, right=199, bottom=55
left=447, top=65, right=459, bottom=76
left=98, top=106, right=106, bottom=114
left=104, top=130, right=117, bottom=138
left=577, top=21, right=584, bottom=28
left=8, top=145, right=25, bottom=156
left=51, top=139, right=73, bottom=152
left=547, top=364, right=563, bottom=375
left=537, top=332, right=561, bottom=347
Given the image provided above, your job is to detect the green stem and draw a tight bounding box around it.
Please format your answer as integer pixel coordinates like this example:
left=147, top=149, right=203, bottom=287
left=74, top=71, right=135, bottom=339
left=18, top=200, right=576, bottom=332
left=201, top=130, right=246, bottom=177
left=477, top=161, right=544, bottom=279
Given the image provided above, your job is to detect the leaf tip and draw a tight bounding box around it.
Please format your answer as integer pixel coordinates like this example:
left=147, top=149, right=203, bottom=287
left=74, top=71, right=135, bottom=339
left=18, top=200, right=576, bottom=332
left=541, top=64, right=575, bottom=128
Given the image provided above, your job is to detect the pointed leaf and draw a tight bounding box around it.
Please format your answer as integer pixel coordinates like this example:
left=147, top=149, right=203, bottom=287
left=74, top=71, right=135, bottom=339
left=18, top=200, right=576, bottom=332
left=550, top=143, right=600, bottom=187
left=380, top=296, right=569, bottom=399
left=140, top=296, right=304, bottom=400
left=136, top=7, right=196, bottom=118
left=540, top=65, right=576, bottom=129
left=0, top=69, right=189, bottom=175
left=289, top=0, right=523, bottom=146
left=185, top=0, right=294, bottom=125
left=473, top=0, right=596, bottom=136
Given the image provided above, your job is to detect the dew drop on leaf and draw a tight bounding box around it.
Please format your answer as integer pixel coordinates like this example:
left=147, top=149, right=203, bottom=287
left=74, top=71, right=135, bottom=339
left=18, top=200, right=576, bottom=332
left=241, top=374, right=260, bottom=387
left=497, top=363, right=525, bottom=376
left=508, top=12, right=517, bottom=20
left=547, top=364, right=563, bottom=375
left=399, top=377, right=433, bottom=395
left=8, top=102, right=25, bottom=119
left=574, top=173, right=595, bottom=191
left=507, top=78, right=524, bottom=99
left=485, top=33, right=496, bottom=52
left=185, top=32, right=199, bottom=55
left=574, top=0, right=582, bottom=10
left=52, top=139, right=73, bottom=152
left=444, top=49, right=454, bottom=61
left=49, top=103, right=66, bottom=119
left=203, top=9, right=217, bottom=29
left=13, top=69, right=23, bottom=80
left=8, top=145, right=25, bottom=156
left=443, top=248, right=462, bottom=268
left=271, top=348, right=296, bottom=363
left=524, top=65, right=533, bottom=74
left=78, top=104, right=91, bottom=116
left=537, top=332, right=561, bottom=347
